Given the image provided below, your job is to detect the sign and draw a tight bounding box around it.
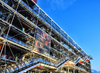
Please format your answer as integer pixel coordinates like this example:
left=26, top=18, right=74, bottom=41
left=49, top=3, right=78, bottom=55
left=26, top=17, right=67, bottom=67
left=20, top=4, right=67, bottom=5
left=34, top=28, right=51, bottom=55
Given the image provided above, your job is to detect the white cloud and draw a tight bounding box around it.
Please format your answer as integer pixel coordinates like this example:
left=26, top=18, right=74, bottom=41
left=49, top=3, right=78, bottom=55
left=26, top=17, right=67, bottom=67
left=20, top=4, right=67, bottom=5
left=47, top=0, right=77, bottom=10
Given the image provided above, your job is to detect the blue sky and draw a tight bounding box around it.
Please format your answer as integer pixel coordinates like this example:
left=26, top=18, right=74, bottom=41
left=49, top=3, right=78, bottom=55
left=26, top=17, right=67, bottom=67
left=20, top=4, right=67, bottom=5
left=37, top=0, right=100, bottom=71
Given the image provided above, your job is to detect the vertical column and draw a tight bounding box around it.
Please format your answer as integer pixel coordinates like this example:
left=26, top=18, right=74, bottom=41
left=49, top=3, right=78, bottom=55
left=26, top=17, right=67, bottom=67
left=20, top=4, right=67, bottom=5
left=78, top=70, right=81, bottom=73
left=68, top=67, right=69, bottom=73
left=39, top=70, right=40, bottom=73
left=59, top=28, right=62, bottom=62
left=2, top=0, right=21, bottom=72
left=73, top=69, right=75, bottom=73
left=61, top=67, right=63, bottom=71
left=39, top=71, right=41, bottom=73
left=65, top=71, right=67, bottom=73
left=49, top=20, right=52, bottom=64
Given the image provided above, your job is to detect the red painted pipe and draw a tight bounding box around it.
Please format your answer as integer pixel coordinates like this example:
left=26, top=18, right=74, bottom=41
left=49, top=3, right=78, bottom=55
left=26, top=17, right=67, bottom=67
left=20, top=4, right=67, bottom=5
left=33, top=0, right=37, bottom=3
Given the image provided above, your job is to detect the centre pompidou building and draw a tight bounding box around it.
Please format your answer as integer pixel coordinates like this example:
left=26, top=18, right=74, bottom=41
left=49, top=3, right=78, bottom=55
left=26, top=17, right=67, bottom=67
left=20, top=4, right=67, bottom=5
left=0, top=0, right=93, bottom=73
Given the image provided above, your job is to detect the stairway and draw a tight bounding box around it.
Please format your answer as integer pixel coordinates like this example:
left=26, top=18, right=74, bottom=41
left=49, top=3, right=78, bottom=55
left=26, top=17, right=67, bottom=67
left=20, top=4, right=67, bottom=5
left=74, top=57, right=81, bottom=64
left=0, top=57, right=71, bottom=73
left=56, top=57, right=70, bottom=69
left=74, top=56, right=89, bottom=65
left=0, top=56, right=90, bottom=73
left=0, top=58, right=55, bottom=73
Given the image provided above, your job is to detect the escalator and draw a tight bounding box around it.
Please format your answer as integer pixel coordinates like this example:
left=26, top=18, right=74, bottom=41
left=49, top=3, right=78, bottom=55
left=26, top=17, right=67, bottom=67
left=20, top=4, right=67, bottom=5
left=84, top=56, right=88, bottom=61
left=0, top=56, right=89, bottom=73
left=0, top=58, right=55, bottom=73
left=56, top=57, right=70, bottom=69
left=0, top=57, right=71, bottom=73
left=19, top=57, right=71, bottom=72
left=74, top=57, right=81, bottom=64
left=74, top=56, right=89, bottom=65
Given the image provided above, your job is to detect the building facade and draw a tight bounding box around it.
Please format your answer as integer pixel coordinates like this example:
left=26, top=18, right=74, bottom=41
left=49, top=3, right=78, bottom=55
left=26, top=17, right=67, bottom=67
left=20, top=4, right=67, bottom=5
left=0, top=0, right=92, bottom=73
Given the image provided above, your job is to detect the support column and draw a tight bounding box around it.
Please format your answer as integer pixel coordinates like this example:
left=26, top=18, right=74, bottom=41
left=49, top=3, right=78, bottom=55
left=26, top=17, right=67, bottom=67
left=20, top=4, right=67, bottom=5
left=68, top=67, right=69, bottom=73
left=61, top=67, right=63, bottom=71
left=73, top=69, right=75, bottom=73
left=78, top=70, right=81, bottom=73
left=39, top=70, right=41, bottom=73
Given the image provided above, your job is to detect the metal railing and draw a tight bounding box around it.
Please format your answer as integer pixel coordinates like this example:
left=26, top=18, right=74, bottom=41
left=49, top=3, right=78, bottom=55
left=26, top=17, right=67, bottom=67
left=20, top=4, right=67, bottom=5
left=75, top=66, right=86, bottom=71
left=4, top=34, right=31, bottom=49
left=74, top=57, right=81, bottom=64
left=0, top=55, right=88, bottom=73
left=0, top=58, right=55, bottom=73
left=0, top=56, right=71, bottom=73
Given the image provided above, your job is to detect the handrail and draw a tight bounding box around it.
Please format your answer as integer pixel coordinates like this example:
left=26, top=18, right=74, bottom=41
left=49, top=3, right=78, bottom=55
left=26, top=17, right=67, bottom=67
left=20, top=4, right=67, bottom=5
left=0, top=57, right=70, bottom=73
left=75, top=66, right=86, bottom=71
left=3, top=34, right=31, bottom=49
left=0, top=58, right=51, bottom=73
left=0, top=55, right=89, bottom=73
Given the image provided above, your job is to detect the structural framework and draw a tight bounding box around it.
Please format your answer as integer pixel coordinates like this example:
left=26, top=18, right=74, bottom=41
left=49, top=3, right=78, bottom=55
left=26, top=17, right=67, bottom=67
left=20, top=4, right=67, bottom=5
left=0, top=0, right=93, bottom=73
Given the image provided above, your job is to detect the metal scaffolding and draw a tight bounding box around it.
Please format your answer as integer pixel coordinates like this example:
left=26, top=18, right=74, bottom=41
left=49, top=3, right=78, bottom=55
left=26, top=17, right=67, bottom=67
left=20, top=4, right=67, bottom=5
left=0, top=0, right=92, bottom=73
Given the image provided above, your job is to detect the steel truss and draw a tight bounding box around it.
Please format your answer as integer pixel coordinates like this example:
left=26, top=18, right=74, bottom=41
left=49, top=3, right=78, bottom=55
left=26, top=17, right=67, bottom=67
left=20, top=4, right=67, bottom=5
left=0, top=0, right=92, bottom=73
